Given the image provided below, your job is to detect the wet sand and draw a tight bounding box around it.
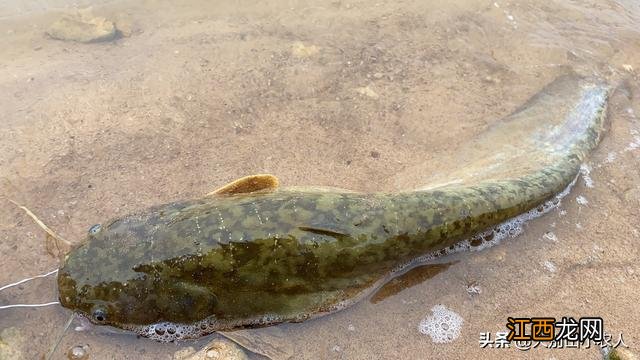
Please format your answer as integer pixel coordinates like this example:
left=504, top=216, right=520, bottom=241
left=1, top=0, right=639, bottom=358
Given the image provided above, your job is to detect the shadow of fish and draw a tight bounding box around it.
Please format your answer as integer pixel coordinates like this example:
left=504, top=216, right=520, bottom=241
left=57, top=74, right=609, bottom=341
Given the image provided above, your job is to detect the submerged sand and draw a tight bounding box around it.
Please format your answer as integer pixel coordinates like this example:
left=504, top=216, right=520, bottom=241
left=0, top=0, right=639, bottom=359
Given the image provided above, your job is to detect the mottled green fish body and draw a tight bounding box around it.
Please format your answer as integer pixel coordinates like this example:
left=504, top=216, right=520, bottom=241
left=57, top=75, right=608, bottom=340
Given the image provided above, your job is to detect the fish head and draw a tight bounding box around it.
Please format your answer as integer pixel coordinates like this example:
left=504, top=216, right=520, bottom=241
left=56, top=217, right=219, bottom=333
left=55, top=194, right=357, bottom=341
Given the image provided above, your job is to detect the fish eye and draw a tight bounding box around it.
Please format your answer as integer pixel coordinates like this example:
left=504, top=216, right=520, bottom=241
left=92, top=308, right=107, bottom=322
left=88, top=224, right=101, bottom=235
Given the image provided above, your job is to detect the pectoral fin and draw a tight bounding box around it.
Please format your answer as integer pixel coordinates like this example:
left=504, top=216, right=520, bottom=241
left=207, top=174, right=279, bottom=196
left=298, top=226, right=349, bottom=239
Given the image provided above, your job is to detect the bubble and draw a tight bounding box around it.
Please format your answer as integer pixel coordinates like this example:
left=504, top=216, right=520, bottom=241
left=128, top=315, right=275, bottom=342
left=579, top=164, right=594, bottom=188
left=469, top=238, right=482, bottom=246
left=154, top=324, right=166, bottom=336
left=418, top=305, right=464, bottom=343
left=576, top=195, right=588, bottom=205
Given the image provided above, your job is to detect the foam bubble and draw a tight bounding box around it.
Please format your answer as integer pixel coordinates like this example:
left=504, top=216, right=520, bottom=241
left=418, top=305, right=464, bottom=343
left=579, top=164, right=594, bottom=188
left=122, top=312, right=285, bottom=342
left=576, top=195, right=588, bottom=205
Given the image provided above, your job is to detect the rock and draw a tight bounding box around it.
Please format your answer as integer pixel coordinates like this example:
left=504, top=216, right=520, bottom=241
left=174, top=339, right=248, bottom=360
left=113, top=14, right=135, bottom=37
left=0, top=327, right=23, bottom=359
left=46, top=11, right=117, bottom=43
left=608, top=348, right=639, bottom=360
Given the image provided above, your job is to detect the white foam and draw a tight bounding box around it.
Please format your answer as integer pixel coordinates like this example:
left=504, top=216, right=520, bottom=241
left=123, top=312, right=285, bottom=342
left=579, top=164, right=594, bottom=188
left=418, top=304, right=464, bottom=343
left=576, top=195, right=588, bottom=205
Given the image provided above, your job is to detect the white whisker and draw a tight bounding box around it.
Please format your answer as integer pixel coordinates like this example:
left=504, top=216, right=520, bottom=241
left=0, top=301, right=60, bottom=310
left=0, top=269, right=58, bottom=292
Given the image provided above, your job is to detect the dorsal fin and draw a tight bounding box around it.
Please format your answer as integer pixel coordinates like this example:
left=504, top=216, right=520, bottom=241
left=207, top=174, right=279, bottom=196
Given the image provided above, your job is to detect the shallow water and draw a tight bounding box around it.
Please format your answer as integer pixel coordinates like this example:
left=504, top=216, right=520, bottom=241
left=0, top=0, right=639, bottom=359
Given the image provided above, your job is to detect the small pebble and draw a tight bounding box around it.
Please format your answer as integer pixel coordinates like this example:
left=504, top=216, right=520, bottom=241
left=355, top=86, right=379, bottom=99
left=46, top=11, right=117, bottom=43
left=67, top=345, right=89, bottom=360
left=543, top=231, right=558, bottom=242
left=607, top=347, right=639, bottom=360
